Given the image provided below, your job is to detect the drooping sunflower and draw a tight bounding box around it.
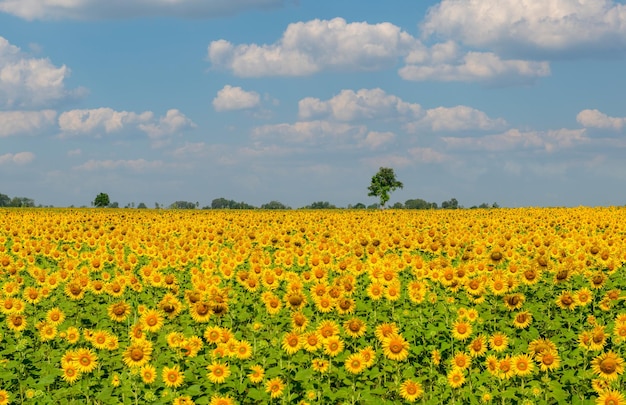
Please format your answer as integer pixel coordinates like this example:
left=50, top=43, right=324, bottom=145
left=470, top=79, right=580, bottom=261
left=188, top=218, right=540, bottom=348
left=374, top=322, right=398, bottom=342
left=344, top=353, right=366, bottom=374
left=162, top=365, right=184, bottom=388
left=140, top=364, right=157, bottom=384
left=591, top=351, right=625, bottom=381
left=513, top=311, right=533, bottom=329
left=248, top=365, right=265, bottom=383
left=382, top=333, right=410, bottom=361
left=189, top=302, right=212, bottom=323
left=503, top=293, right=525, bottom=310
left=556, top=290, right=578, bottom=311
left=528, top=338, right=557, bottom=359
left=122, top=339, right=153, bottom=368
left=317, top=320, right=340, bottom=340
left=468, top=335, right=487, bottom=357
left=206, top=361, right=231, bottom=384
left=265, top=377, right=285, bottom=399
left=399, top=379, right=424, bottom=402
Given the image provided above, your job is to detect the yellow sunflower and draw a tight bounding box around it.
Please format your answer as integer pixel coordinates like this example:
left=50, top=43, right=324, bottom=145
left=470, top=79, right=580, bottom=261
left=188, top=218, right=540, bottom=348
left=140, top=364, right=157, bottom=384
left=382, top=333, right=410, bottom=361
left=162, top=365, right=184, bottom=388
left=399, top=379, right=424, bottom=402
left=122, top=339, right=153, bottom=368
left=206, top=362, right=231, bottom=384
left=592, top=351, right=625, bottom=381
left=248, top=365, right=265, bottom=383
left=596, top=389, right=626, bottom=405
left=344, top=353, right=366, bottom=374
left=265, top=377, right=285, bottom=399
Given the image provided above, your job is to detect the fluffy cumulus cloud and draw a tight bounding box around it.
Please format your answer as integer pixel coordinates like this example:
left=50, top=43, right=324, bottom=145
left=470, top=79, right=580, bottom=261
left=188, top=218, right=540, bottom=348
left=58, top=107, right=195, bottom=145
left=421, top=0, right=626, bottom=56
left=0, top=36, right=83, bottom=107
left=0, top=151, right=35, bottom=165
left=213, top=85, right=260, bottom=111
left=208, top=18, right=417, bottom=76
left=298, top=88, right=422, bottom=121
left=407, top=105, right=508, bottom=132
left=399, top=50, right=550, bottom=84
left=0, top=0, right=287, bottom=20
left=442, top=128, right=588, bottom=152
left=577, top=109, right=626, bottom=130
left=138, top=109, right=196, bottom=139
left=0, top=110, right=57, bottom=137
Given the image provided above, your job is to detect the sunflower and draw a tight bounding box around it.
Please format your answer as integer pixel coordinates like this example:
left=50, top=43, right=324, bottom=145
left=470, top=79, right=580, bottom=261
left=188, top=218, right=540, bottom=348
left=431, top=349, right=441, bottom=365
left=61, top=363, right=81, bottom=384
left=209, top=395, right=235, bottom=405
left=189, top=302, right=212, bottom=323
left=556, top=290, right=578, bottom=310
left=613, top=323, right=626, bottom=344
left=183, top=336, right=203, bottom=358
left=343, top=318, right=367, bottom=338
left=382, top=333, right=410, bottom=361
left=140, top=364, right=157, bottom=384
left=360, top=346, right=376, bottom=368
left=576, top=288, right=593, bottom=306
left=592, top=378, right=611, bottom=394
left=74, top=348, right=98, bottom=373
left=323, top=336, right=344, bottom=357
left=537, top=351, right=561, bottom=372
left=264, top=294, right=282, bottom=315
left=206, top=362, right=231, bottom=384
left=590, top=326, right=608, bottom=351
left=512, top=354, right=534, bottom=377
left=140, top=309, right=165, bottom=333
left=46, top=307, right=65, bottom=326
left=451, top=320, right=473, bottom=341
left=468, top=335, right=487, bottom=357
left=281, top=332, right=301, bottom=355
left=265, top=377, right=285, bottom=399
left=314, top=296, right=334, bottom=313
left=312, top=358, right=330, bottom=373
left=592, top=351, right=625, bottom=381
left=317, top=320, right=340, bottom=340
left=447, top=368, right=465, bottom=388
left=344, top=353, right=366, bottom=374
left=248, top=365, right=265, bottom=383
left=107, top=301, right=131, bottom=322
left=291, top=311, right=308, bottom=331
left=367, top=282, right=384, bottom=300
left=65, top=326, right=80, bottom=344
left=375, top=322, right=398, bottom=342
left=6, top=313, right=27, bottom=332
left=90, top=330, right=110, bottom=350
left=162, top=365, right=184, bottom=388
left=513, top=311, right=533, bottom=329
left=159, top=293, right=184, bottom=319
left=399, top=379, right=423, bottom=402
left=596, top=390, right=626, bottom=405
left=302, top=332, right=323, bottom=352
left=489, top=333, right=509, bottom=352
left=528, top=338, right=557, bottom=359
left=450, top=351, right=471, bottom=370
left=204, top=326, right=223, bottom=345
left=166, top=332, right=186, bottom=348
left=39, top=323, right=57, bottom=342
left=485, top=355, right=499, bottom=376
left=0, top=390, right=9, bottom=405
left=235, top=340, right=253, bottom=360
left=172, top=396, right=194, bottom=405
left=503, top=293, right=525, bottom=310
left=122, top=340, right=153, bottom=368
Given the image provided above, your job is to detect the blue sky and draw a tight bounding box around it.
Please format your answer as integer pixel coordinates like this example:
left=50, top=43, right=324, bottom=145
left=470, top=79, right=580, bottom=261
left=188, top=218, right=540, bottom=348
left=1, top=0, right=625, bottom=208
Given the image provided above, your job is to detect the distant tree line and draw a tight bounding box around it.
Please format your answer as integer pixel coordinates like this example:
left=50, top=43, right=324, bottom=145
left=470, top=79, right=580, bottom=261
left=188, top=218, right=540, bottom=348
left=0, top=193, right=36, bottom=207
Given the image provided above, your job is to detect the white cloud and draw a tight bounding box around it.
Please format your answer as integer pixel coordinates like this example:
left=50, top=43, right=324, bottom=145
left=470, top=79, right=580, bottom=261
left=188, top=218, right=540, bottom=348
left=73, top=158, right=165, bottom=171
left=399, top=51, right=550, bottom=84
left=298, top=88, right=422, bottom=121
left=138, top=109, right=196, bottom=139
left=0, top=151, right=35, bottom=165
left=67, top=149, right=81, bottom=156
left=0, top=0, right=287, bottom=20
left=359, top=131, right=396, bottom=150
left=0, top=110, right=56, bottom=137
left=442, top=128, right=588, bottom=152
left=421, top=0, right=626, bottom=56
left=0, top=36, right=84, bottom=107
left=251, top=120, right=367, bottom=144
left=407, top=105, right=508, bottom=132
left=408, top=147, right=449, bottom=163
left=577, top=109, right=626, bottom=130
left=208, top=18, right=417, bottom=76
left=58, top=108, right=153, bottom=136
left=213, top=85, right=260, bottom=111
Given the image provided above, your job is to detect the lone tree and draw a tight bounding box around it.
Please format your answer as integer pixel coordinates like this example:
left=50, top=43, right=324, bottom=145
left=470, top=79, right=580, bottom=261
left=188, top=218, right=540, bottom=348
left=93, top=193, right=110, bottom=208
left=367, top=167, right=403, bottom=208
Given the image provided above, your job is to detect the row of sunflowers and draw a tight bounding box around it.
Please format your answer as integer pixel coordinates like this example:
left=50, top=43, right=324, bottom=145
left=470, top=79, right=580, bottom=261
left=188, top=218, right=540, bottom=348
left=1, top=207, right=626, bottom=404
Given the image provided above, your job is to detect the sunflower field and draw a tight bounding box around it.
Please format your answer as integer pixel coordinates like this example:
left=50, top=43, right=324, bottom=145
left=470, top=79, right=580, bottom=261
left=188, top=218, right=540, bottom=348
left=1, top=207, right=626, bottom=405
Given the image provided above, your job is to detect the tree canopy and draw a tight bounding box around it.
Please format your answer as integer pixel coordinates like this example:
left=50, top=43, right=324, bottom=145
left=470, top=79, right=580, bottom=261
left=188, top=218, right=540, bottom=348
left=367, top=167, right=404, bottom=208
left=93, top=193, right=110, bottom=208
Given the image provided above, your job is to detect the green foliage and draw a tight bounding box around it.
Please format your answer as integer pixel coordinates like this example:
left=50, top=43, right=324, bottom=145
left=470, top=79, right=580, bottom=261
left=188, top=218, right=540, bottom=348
left=169, top=201, right=197, bottom=209
left=303, top=201, right=337, bottom=209
left=93, top=193, right=110, bottom=208
left=367, top=167, right=403, bottom=208
left=260, top=200, right=290, bottom=209
left=209, top=197, right=256, bottom=209
left=405, top=198, right=437, bottom=209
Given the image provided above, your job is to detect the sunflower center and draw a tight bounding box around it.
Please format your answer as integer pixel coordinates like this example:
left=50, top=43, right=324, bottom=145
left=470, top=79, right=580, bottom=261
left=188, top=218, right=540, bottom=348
left=542, top=354, right=554, bottom=365
left=12, top=317, right=23, bottom=326
left=457, top=324, right=467, bottom=334
left=131, top=348, right=144, bottom=361
left=600, top=358, right=617, bottom=374
left=288, top=337, right=298, bottom=347
left=146, top=317, right=158, bottom=326
left=593, top=333, right=605, bottom=344
left=168, top=373, right=177, bottom=382
left=390, top=342, right=402, bottom=353
left=562, top=296, right=573, bottom=305
left=196, top=304, right=209, bottom=315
